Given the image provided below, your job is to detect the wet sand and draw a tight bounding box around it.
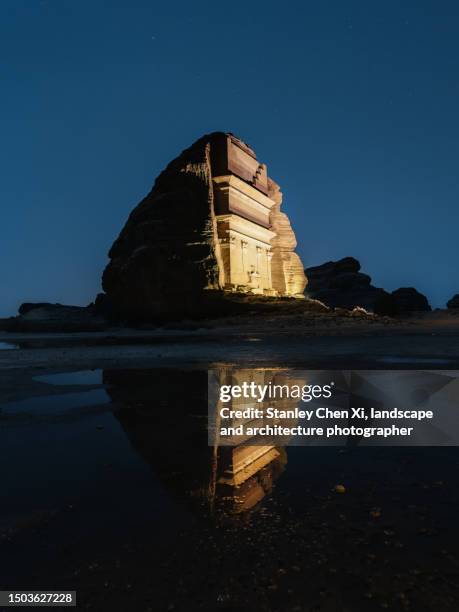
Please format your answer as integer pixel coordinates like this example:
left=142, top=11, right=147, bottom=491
left=1, top=311, right=459, bottom=404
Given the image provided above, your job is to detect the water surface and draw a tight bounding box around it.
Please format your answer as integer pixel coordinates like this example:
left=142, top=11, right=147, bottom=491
left=0, top=341, right=19, bottom=350
left=33, top=369, right=103, bottom=385
left=2, top=367, right=459, bottom=611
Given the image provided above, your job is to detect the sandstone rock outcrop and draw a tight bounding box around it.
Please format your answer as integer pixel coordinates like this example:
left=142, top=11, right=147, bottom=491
left=390, top=287, right=431, bottom=314
left=305, top=257, right=432, bottom=315
left=447, top=294, right=459, bottom=309
left=102, top=132, right=306, bottom=320
left=269, top=180, right=307, bottom=296
left=102, top=134, right=220, bottom=320
left=305, top=257, right=389, bottom=313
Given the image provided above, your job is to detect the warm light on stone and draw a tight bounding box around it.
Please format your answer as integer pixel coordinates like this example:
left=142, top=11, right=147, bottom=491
left=102, top=132, right=308, bottom=319
left=212, top=134, right=307, bottom=297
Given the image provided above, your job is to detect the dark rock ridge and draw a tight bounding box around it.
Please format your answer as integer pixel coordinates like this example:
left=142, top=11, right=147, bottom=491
left=390, top=287, right=431, bottom=314
left=4, top=302, right=107, bottom=332
left=305, top=257, right=431, bottom=315
left=305, top=257, right=389, bottom=314
left=447, top=295, right=459, bottom=309
left=18, top=302, right=63, bottom=316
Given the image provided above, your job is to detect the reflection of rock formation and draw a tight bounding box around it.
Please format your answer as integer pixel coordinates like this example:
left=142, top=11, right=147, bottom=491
left=102, top=133, right=306, bottom=320
left=103, top=368, right=302, bottom=515
left=208, top=368, right=302, bottom=513
left=104, top=368, right=211, bottom=496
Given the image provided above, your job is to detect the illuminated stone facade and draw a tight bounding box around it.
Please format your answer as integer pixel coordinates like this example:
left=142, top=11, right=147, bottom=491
left=211, top=134, right=306, bottom=297
left=102, top=132, right=307, bottom=320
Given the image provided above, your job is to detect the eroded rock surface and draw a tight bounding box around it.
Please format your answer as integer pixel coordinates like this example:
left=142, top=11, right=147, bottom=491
left=305, top=257, right=389, bottom=313
left=305, top=257, right=432, bottom=315
left=269, top=180, right=307, bottom=297
left=102, top=134, right=221, bottom=320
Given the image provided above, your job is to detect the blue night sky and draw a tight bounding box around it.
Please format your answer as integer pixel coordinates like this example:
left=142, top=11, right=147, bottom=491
left=1, top=0, right=458, bottom=316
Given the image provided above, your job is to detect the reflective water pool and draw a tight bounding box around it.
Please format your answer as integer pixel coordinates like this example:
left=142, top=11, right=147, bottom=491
left=0, top=341, right=19, bottom=350
left=1, top=367, right=459, bottom=611
left=378, top=356, right=452, bottom=364
left=33, top=369, right=103, bottom=385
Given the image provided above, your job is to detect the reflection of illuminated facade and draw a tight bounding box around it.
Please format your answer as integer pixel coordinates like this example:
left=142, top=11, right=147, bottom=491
left=218, top=445, right=281, bottom=487
left=102, top=366, right=459, bottom=520
left=215, top=446, right=286, bottom=514
left=103, top=368, right=302, bottom=516
left=208, top=368, right=304, bottom=513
